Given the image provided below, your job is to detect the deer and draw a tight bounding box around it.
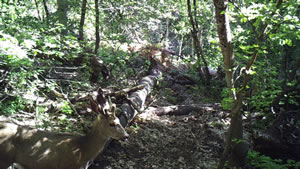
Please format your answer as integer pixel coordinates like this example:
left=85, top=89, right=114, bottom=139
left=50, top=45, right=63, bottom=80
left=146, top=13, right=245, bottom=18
left=0, top=88, right=129, bottom=169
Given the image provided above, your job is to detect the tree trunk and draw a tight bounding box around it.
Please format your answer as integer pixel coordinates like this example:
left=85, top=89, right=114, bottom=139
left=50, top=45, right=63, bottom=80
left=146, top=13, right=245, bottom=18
left=213, top=0, right=235, bottom=96
left=213, top=0, right=247, bottom=168
left=42, top=0, right=49, bottom=23
left=56, top=0, right=68, bottom=33
left=187, top=0, right=211, bottom=84
left=89, top=0, right=107, bottom=83
left=79, top=0, right=87, bottom=41
left=33, top=0, right=41, bottom=21
left=94, top=0, right=100, bottom=54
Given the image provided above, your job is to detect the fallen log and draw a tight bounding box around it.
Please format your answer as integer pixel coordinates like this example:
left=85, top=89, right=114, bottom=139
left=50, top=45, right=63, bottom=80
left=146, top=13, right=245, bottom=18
left=144, top=104, right=217, bottom=116
left=118, top=72, right=160, bottom=126
left=118, top=60, right=162, bottom=126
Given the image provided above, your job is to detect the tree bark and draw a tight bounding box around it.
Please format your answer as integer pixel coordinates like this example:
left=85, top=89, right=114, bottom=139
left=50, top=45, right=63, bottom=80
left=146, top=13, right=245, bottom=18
left=94, top=0, right=100, bottom=54
left=213, top=0, right=235, bottom=97
left=118, top=65, right=161, bottom=127
left=79, top=0, right=87, bottom=41
left=42, top=0, right=49, bottom=23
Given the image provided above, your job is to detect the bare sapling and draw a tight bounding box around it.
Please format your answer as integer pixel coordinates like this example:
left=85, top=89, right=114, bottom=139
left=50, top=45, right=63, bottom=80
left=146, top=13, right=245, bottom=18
left=0, top=88, right=128, bottom=169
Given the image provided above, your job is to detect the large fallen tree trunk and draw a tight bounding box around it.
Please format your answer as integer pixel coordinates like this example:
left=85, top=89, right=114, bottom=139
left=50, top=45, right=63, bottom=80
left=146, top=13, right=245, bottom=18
left=118, top=62, right=162, bottom=127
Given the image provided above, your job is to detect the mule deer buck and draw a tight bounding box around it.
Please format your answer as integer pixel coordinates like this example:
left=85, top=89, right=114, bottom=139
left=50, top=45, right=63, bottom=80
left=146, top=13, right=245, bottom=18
left=0, top=88, right=129, bottom=169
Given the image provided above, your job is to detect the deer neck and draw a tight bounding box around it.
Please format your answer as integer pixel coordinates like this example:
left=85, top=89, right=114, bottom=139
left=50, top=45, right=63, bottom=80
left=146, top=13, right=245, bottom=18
left=77, top=117, right=109, bottom=161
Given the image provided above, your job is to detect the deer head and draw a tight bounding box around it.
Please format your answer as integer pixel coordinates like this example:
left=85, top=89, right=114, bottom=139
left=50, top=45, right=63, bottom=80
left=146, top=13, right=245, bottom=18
left=89, top=88, right=128, bottom=140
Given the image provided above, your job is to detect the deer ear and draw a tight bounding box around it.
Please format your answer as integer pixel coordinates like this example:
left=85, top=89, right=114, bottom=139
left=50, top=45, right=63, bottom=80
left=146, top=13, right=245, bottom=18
left=111, top=104, right=116, bottom=112
left=96, top=87, right=106, bottom=106
left=108, top=104, right=116, bottom=115
left=89, top=95, right=102, bottom=114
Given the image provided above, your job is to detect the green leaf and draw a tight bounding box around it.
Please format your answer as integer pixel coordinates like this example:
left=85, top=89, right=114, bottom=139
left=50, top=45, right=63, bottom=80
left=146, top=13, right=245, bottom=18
left=241, top=17, right=247, bottom=23
left=285, top=39, right=292, bottom=46
left=211, top=40, right=217, bottom=44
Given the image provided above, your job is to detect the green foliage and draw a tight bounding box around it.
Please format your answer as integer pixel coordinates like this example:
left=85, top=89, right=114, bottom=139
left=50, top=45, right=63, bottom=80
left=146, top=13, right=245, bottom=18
left=221, top=88, right=233, bottom=111
left=100, top=47, right=128, bottom=69
left=247, top=150, right=300, bottom=169
left=250, top=63, right=282, bottom=111
left=0, top=32, right=33, bottom=67
left=97, top=46, right=138, bottom=82
left=0, top=97, right=26, bottom=115
left=228, top=0, right=299, bottom=119
left=36, top=26, right=82, bottom=60
left=175, top=0, right=222, bottom=67
left=60, top=101, right=73, bottom=115
left=130, top=123, right=140, bottom=133
left=0, top=31, right=40, bottom=113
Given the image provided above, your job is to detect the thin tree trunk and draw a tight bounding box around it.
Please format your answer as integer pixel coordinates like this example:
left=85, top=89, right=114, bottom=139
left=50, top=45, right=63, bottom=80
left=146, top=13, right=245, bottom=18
left=187, top=0, right=211, bottom=84
left=34, top=0, right=41, bottom=21
left=94, top=0, right=100, bottom=54
left=42, top=0, right=49, bottom=23
left=79, top=0, right=87, bottom=41
left=90, top=0, right=109, bottom=83
left=192, top=0, right=211, bottom=83
left=179, top=35, right=183, bottom=57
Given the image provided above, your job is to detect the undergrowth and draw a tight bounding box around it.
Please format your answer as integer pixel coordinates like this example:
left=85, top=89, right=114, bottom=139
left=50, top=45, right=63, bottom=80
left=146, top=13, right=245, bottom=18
left=246, top=150, right=300, bottom=169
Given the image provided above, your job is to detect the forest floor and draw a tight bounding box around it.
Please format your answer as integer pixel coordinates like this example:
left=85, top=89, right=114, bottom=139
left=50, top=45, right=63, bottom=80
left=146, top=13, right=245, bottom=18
left=90, top=83, right=228, bottom=169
